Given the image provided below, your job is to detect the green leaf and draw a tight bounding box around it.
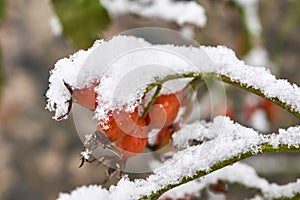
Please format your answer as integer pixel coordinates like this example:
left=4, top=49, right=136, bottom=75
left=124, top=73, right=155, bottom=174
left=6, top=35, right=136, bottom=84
left=52, top=0, right=110, bottom=49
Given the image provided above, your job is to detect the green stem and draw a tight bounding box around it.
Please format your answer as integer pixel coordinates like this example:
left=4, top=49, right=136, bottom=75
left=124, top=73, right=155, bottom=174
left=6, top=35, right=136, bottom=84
left=140, top=144, right=300, bottom=200
left=142, top=84, right=162, bottom=118
left=216, top=74, right=300, bottom=119
left=143, top=72, right=300, bottom=119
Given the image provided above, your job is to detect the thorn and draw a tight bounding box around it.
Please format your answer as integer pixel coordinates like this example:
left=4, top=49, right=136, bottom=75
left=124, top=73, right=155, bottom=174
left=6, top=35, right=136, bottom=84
left=63, top=80, right=73, bottom=95
left=56, top=82, right=73, bottom=120
left=79, top=157, right=85, bottom=168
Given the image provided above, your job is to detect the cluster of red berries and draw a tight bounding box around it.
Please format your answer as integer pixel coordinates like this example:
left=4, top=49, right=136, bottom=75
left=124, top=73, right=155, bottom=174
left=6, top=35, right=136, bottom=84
left=68, top=81, right=184, bottom=160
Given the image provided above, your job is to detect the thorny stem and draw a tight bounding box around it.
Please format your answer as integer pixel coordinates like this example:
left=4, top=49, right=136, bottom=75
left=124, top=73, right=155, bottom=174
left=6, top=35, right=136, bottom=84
left=143, top=72, right=300, bottom=119
left=139, top=144, right=300, bottom=200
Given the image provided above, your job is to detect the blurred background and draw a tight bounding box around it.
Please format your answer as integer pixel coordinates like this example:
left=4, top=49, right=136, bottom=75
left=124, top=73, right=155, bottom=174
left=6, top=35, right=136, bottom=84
left=0, top=0, right=300, bottom=199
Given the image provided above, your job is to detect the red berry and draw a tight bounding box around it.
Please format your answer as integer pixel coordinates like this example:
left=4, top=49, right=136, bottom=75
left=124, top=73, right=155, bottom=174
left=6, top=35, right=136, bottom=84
left=261, top=99, right=280, bottom=122
left=73, top=82, right=99, bottom=110
left=115, top=118, right=148, bottom=159
left=155, top=127, right=173, bottom=149
left=96, top=109, right=139, bottom=142
left=146, top=93, right=181, bottom=129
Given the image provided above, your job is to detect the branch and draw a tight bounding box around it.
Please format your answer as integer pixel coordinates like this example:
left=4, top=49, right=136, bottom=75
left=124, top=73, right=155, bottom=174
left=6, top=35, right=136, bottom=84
left=143, top=72, right=300, bottom=119
left=46, top=36, right=300, bottom=121
left=141, top=116, right=300, bottom=199
left=57, top=116, right=300, bottom=200
left=160, top=162, right=300, bottom=200
left=217, top=74, right=300, bottom=119
left=143, top=144, right=300, bottom=199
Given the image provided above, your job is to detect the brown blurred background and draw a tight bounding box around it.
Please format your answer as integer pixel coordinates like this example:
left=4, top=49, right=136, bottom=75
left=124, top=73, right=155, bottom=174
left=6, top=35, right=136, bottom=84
left=0, top=0, right=300, bottom=199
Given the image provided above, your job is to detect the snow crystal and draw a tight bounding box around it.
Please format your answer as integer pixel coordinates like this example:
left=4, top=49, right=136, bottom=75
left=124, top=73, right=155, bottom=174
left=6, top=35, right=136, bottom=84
left=100, top=0, right=207, bottom=28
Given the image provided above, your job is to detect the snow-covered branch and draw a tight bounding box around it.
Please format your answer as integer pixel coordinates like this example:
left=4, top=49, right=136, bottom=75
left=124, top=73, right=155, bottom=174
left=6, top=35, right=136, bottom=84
left=57, top=116, right=300, bottom=200
left=161, top=162, right=300, bottom=199
left=46, top=36, right=300, bottom=121
left=45, top=35, right=300, bottom=200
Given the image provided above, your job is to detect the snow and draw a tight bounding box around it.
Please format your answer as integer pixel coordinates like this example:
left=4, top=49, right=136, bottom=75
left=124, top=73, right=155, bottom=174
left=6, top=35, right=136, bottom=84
left=45, top=36, right=150, bottom=120
left=57, top=185, right=109, bottom=200
left=49, top=15, right=63, bottom=36
left=180, top=26, right=196, bottom=38
left=46, top=35, right=300, bottom=123
left=249, top=109, right=270, bottom=133
left=243, top=46, right=278, bottom=74
left=80, top=148, right=92, bottom=160
left=233, top=0, right=262, bottom=37
left=100, top=0, right=207, bottom=28
left=250, top=196, right=264, bottom=200
left=202, top=45, right=300, bottom=115
left=244, top=46, right=269, bottom=68
left=161, top=162, right=300, bottom=199
left=94, top=46, right=201, bottom=121
left=46, top=35, right=300, bottom=198
left=159, top=179, right=202, bottom=199
left=267, top=126, right=300, bottom=148
left=46, top=48, right=92, bottom=120
left=57, top=117, right=300, bottom=200
left=172, top=120, right=215, bottom=149
left=173, top=116, right=300, bottom=150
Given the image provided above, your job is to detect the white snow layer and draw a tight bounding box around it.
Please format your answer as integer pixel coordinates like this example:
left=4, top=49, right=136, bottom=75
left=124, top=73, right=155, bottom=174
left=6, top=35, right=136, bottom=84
left=233, top=0, right=262, bottom=37
left=244, top=46, right=270, bottom=68
left=161, top=162, right=300, bottom=199
left=49, top=15, right=63, bottom=36
left=100, top=0, right=207, bottom=28
left=46, top=35, right=300, bottom=121
left=56, top=116, right=300, bottom=200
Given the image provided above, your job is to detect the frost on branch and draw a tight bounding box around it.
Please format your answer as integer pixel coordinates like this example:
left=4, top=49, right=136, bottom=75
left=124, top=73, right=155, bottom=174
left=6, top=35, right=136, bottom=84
left=46, top=36, right=300, bottom=121
left=100, top=0, right=207, bottom=28
left=57, top=116, right=300, bottom=200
